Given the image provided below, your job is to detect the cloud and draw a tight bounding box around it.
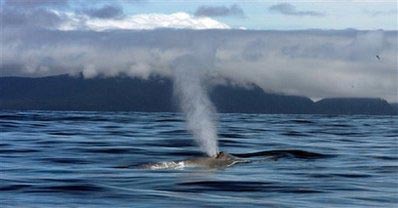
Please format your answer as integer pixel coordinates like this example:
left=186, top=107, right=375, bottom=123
left=82, top=5, right=124, bottom=19
left=0, top=2, right=396, bottom=103
left=60, top=12, right=230, bottom=31
left=4, top=0, right=69, bottom=8
left=1, top=6, right=231, bottom=31
left=365, top=9, right=398, bottom=17
left=194, top=4, right=244, bottom=17
left=120, top=0, right=147, bottom=4
left=1, top=28, right=397, bottom=102
left=269, top=3, right=324, bottom=17
left=1, top=7, right=65, bottom=29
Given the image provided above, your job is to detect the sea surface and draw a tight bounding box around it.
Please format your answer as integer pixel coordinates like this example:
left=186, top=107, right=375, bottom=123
left=0, top=111, right=397, bottom=208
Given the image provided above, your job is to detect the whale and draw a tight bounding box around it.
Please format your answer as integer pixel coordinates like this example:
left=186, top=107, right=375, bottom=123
left=232, top=149, right=328, bottom=160
left=134, top=149, right=329, bottom=170
left=140, top=152, right=248, bottom=170
left=184, top=152, right=248, bottom=169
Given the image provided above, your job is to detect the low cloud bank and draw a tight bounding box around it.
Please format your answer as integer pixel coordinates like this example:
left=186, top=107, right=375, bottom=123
left=1, top=28, right=397, bottom=102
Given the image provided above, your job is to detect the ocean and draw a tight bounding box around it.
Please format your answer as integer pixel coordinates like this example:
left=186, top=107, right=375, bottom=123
left=1, top=111, right=397, bottom=207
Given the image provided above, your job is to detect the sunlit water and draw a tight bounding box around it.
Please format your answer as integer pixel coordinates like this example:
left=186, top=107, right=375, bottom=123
left=1, top=111, right=397, bottom=207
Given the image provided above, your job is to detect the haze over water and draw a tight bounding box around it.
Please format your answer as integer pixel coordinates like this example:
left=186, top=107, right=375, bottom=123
left=1, top=111, right=397, bottom=208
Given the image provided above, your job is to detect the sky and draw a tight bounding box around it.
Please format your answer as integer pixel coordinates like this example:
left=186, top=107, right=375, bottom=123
left=1, top=0, right=397, bottom=102
left=1, top=0, right=397, bottom=30
left=113, top=0, right=398, bottom=30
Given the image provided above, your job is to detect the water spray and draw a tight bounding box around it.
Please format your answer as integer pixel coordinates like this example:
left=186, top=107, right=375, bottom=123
left=172, top=55, right=219, bottom=156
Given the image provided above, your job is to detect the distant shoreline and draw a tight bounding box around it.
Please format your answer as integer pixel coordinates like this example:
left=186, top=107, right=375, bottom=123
left=1, top=75, right=396, bottom=115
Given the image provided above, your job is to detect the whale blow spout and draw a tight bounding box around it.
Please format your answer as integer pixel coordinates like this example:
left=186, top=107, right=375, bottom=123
left=172, top=55, right=219, bottom=157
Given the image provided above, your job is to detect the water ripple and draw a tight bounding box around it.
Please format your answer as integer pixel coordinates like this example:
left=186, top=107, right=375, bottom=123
left=0, top=110, right=397, bottom=208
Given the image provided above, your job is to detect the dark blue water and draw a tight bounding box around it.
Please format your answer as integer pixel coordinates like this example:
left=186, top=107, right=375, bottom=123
left=1, top=111, right=397, bottom=207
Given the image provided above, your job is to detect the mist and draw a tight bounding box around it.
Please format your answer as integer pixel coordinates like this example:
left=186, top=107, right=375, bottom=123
left=172, top=55, right=219, bottom=156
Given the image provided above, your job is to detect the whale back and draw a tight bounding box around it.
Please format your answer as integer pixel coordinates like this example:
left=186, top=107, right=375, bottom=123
left=232, top=149, right=329, bottom=159
left=184, top=151, right=245, bottom=168
left=136, top=150, right=327, bottom=170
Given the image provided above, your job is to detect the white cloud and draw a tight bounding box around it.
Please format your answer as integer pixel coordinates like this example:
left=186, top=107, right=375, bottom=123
left=58, top=12, right=231, bottom=31
left=1, top=29, right=397, bottom=102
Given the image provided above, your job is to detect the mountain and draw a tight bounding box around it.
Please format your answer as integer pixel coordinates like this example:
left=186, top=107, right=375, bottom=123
left=315, top=98, right=396, bottom=115
left=210, top=85, right=314, bottom=114
left=0, top=75, right=174, bottom=112
left=390, top=103, right=398, bottom=114
left=0, top=75, right=396, bottom=115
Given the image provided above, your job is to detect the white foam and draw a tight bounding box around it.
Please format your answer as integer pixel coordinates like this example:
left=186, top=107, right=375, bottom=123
left=147, top=161, right=186, bottom=170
